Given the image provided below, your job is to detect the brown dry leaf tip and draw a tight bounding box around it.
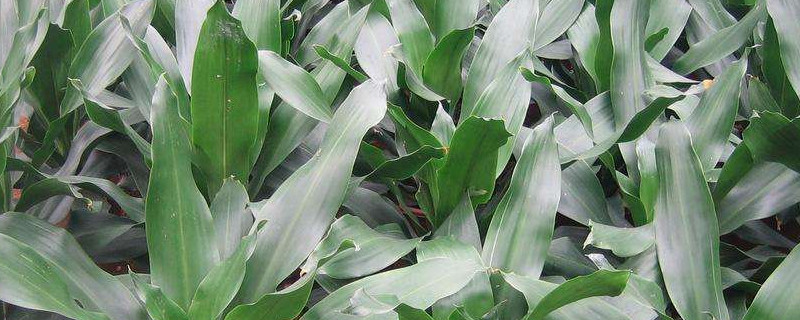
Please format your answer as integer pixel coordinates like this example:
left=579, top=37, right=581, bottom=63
left=702, top=79, right=714, bottom=89
left=410, top=207, right=426, bottom=217
left=54, top=213, right=70, bottom=228
left=18, top=116, right=29, bottom=132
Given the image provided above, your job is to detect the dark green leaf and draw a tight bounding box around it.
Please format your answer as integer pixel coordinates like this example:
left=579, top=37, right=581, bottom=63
left=191, top=0, right=260, bottom=193
left=434, top=116, right=510, bottom=221
left=148, top=76, right=219, bottom=309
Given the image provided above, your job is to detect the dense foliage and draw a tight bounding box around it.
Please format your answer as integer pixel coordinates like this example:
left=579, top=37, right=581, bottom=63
left=0, top=0, right=799, bottom=319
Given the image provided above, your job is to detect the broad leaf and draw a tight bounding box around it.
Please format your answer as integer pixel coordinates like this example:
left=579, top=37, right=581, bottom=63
left=482, top=117, right=560, bottom=277
left=462, top=0, right=538, bottom=116
left=434, top=116, right=510, bottom=221
left=672, top=1, right=766, bottom=75
left=232, top=0, right=282, bottom=51
left=147, top=76, right=219, bottom=309
left=240, top=80, right=387, bottom=302
left=175, top=0, right=214, bottom=90
left=743, top=111, right=800, bottom=173
left=0, top=213, right=145, bottom=320
left=742, top=245, right=800, bottom=320
left=191, top=0, right=260, bottom=194
left=653, top=122, right=729, bottom=320
left=685, top=55, right=747, bottom=171
left=257, top=50, right=332, bottom=122
left=60, top=0, right=155, bottom=114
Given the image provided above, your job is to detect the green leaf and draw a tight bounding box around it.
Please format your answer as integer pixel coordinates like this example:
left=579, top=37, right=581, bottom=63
left=28, top=25, right=74, bottom=123
left=210, top=178, right=253, bottom=259
left=593, top=0, right=614, bottom=91
left=389, top=103, right=444, bottom=151
left=713, top=143, right=756, bottom=200
left=558, top=160, right=614, bottom=226
left=148, top=76, right=219, bottom=309
left=645, top=0, right=691, bottom=60
left=761, top=17, right=799, bottom=117
left=502, top=272, right=630, bottom=320
left=130, top=273, right=188, bottom=320
left=257, top=50, right=332, bottom=122
left=60, top=0, right=155, bottom=114
left=431, top=104, right=456, bottom=146
left=614, top=170, right=649, bottom=226
left=175, top=0, right=214, bottom=89
left=422, top=27, right=474, bottom=101
left=742, top=245, right=800, bottom=320
left=609, top=0, right=652, bottom=129
left=319, top=215, right=422, bottom=279
left=469, top=53, right=533, bottom=174
left=747, top=76, right=782, bottom=113
left=653, top=122, right=729, bottom=320
left=61, top=0, right=155, bottom=114
left=240, top=80, right=387, bottom=302
left=645, top=28, right=669, bottom=54
left=295, top=1, right=350, bottom=65
left=564, top=96, right=683, bottom=163
left=521, top=67, right=594, bottom=139
left=15, top=175, right=146, bottom=223
left=187, top=232, right=258, bottom=320
left=685, top=55, right=747, bottom=171
left=303, top=251, right=483, bottom=319
left=765, top=0, right=800, bottom=106
left=672, top=1, right=766, bottom=75
left=314, top=44, right=369, bottom=82
left=366, top=146, right=447, bottom=182
left=716, top=161, right=800, bottom=234
left=415, top=0, right=479, bottom=40
left=482, top=117, right=560, bottom=277
left=0, top=213, right=142, bottom=320
left=462, top=0, right=538, bottom=115
left=636, top=139, right=659, bottom=222
left=0, top=8, right=47, bottom=92
left=584, top=222, right=655, bottom=257
left=436, top=195, right=481, bottom=251
left=567, top=4, right=600, bottom=86
left=227, top=232, right=357, bottom=320
left=72, top=79, right=152, bottom=161
left=190, top=0, right=260, bottom=194
left=688, top=0, right=736, bottom=29
left=434, top=116, right=510, bottom=221
left=386, top=0, right=435, bottom=74
left=648, top=56, right=698, bottom=84
left=355, top=10, right=401, bottom=100
left=533, top=0, right=584, bottom=50
left=398, top=304, right=435, bottom=320
left=526, top=270, right=631, bottom=320
left=743, top=111, right=800, bottom=173
left=155, top=0, right=177, bottom=28
left=225, top=273, right=314, bottom=320
left=248, top=5, right=369, bottom=195
left=607, top=0, right=653, bottom=181
left=232, top=0, right=281, bottom=51
left=0, top=232, right=108, bottom=320
left=121, top=19, right=191, bottom=119
left=419, top=237, right=493, bottom=320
